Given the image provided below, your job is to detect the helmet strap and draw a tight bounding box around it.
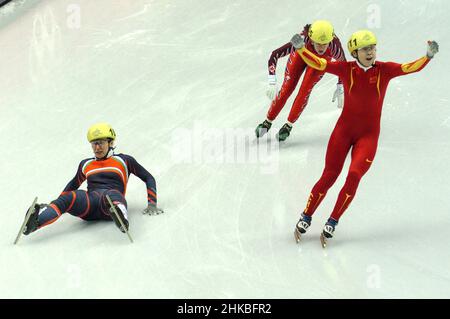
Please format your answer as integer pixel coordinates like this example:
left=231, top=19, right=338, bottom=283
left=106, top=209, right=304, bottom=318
left=95, top=143, right=115, bottom=161
left=105, top=146, right=115, bottom=159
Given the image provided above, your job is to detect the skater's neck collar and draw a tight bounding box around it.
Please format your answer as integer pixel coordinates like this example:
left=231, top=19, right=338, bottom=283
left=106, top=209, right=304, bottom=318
left=355, top=59, right=375, bottom=71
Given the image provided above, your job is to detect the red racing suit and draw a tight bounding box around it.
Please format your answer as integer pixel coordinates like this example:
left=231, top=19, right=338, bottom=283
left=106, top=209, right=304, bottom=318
left=266, top=24, right=346, bottom=123
left=297, top=46, right=432, bottom=220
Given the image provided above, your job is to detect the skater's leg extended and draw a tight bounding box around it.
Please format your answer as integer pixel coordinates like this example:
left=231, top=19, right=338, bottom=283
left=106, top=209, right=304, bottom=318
left=287, top=69, right=324, bottom=124
left=321, top=134, right=378, bottom=244
left=258, top=54, right=306, bottom=138
left=40, top=190, right=93, bottom=225
left=329, top=134, right=378, bottom=222
left=304, top=128, right=352, bottom=217
left=278, top=69, right=323, bottom=141
left=267, top=52, right=306, bottom=121
left=22, top=190, right=93, bottom=235
left=294, top=126, right=352, bottom=242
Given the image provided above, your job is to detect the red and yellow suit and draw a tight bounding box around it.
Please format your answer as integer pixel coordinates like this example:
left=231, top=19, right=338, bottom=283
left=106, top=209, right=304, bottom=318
left=297, top=46, right=431, bottom=220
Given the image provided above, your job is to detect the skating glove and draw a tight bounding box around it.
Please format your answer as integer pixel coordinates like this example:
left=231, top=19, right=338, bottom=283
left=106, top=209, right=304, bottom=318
left=426, top=40, right=439, bottom=59
left=290, top=34, right=305, bottom=50
left=142, top=203, right=164, bottom=216
left=332, top=83, right=344, bottom=108
left=266, top=74, right=277, bottom=100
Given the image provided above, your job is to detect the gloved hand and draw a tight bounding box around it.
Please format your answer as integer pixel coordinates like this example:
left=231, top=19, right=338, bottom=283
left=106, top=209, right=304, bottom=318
left=332, top=83, right=344, bottom=108
left=290, top=34, right=305, bottom=49
left=426, top=40, right=439, bottom=59
left=142, top=203, right=164, bottom=216
left=266, top=74, right=277, bottom=100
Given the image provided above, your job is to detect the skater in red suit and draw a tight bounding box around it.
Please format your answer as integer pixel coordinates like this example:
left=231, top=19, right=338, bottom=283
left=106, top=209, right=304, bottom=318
left=256, top=20, right=346, bottom=142
left=20, top=123, right=164, bottom=238
left=290, top=30, right=439, bottom=246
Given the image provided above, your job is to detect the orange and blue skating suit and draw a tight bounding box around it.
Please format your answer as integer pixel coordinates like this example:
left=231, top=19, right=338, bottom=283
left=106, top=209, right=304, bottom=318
left=37, top=153, right=157, bottom=228
left=296, top=46, right=431, bottom=221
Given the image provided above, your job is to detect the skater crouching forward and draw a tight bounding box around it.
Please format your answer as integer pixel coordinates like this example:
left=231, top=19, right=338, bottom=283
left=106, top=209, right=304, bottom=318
left=255, top=20, right=346, bottom=142
left=22, top=123, right=164, bottom=237
left=290, top=30, right=439, bottom=246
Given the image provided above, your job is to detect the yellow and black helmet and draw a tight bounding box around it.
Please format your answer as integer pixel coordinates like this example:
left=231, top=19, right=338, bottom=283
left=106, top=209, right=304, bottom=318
left=308, top=20, right=334, bottom=44
left=347, top=30, right=377, bottom=53
left=87, top=122, right=116, bottom=142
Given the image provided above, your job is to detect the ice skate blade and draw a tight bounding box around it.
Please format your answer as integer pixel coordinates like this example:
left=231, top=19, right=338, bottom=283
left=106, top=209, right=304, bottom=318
left=14, top=197, right=38, bottom=245
left=294, top=228, right=302, bottom=243
left=320, top=233, right=327, bottom=248
left=256, top=129, right=268, bottom=138
left=106, top=195, right=134, bottom=243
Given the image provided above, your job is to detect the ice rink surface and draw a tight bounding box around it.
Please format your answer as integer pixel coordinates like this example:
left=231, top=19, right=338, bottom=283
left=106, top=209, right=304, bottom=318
left=0, top=0, right=449, bottom=298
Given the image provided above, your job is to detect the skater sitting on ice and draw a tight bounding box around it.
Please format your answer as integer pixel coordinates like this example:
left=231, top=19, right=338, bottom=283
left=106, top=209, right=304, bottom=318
left=21, top=123, right=163, bottom=237
left=290, top=30, right=439, bottom=247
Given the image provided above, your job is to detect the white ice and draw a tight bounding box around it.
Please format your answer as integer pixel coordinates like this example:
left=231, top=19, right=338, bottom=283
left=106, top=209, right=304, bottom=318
left=0, top=0, right=449, bottom=298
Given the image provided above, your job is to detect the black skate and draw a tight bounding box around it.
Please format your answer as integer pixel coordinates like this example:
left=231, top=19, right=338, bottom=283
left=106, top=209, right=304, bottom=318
left=105, top=195, right=133, bottom=243
left=255, top=120, right=272, bottom=138
left=109, top=203, right=129, bottom=233
left=276, top=123, right=292, bottom=142
left=14, top=197, right=38, bottom=245
left=294, top=212, right=312, bottom=243
left=23, top=203, right=47, bottom=235
left=320, top=218, right=338, bottom=248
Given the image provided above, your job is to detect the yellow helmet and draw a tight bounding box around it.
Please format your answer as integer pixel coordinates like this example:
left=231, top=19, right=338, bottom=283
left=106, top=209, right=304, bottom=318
left=87, top=122, right=116, bottom=142
left=347, top=30, right=377, bottom=53
left=308, top=20, right=334, bottom=44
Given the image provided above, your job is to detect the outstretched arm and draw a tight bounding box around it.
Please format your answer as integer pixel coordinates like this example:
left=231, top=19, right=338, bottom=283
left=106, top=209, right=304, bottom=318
left=126, top=156, right=157, bottom=204
left=125, top=155, right=164, bottom=215
left=384, top=41, right=439, bottom=79
left=291, top=33, right=347, bottom=108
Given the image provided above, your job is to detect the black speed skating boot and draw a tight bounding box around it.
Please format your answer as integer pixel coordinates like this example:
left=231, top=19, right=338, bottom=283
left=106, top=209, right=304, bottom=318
left=109, top=203, right=129, bottom=233
left=255, top=119, right=272, bottom=138
left=23, top=203, right=44, bottom=235
left=294, top=212, right=312, bottom=243
left=277, top=123, right=292, bottom=141
left=320, top=217, right=338, bottom=248
left=322, top=218, right=338, bottom=239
